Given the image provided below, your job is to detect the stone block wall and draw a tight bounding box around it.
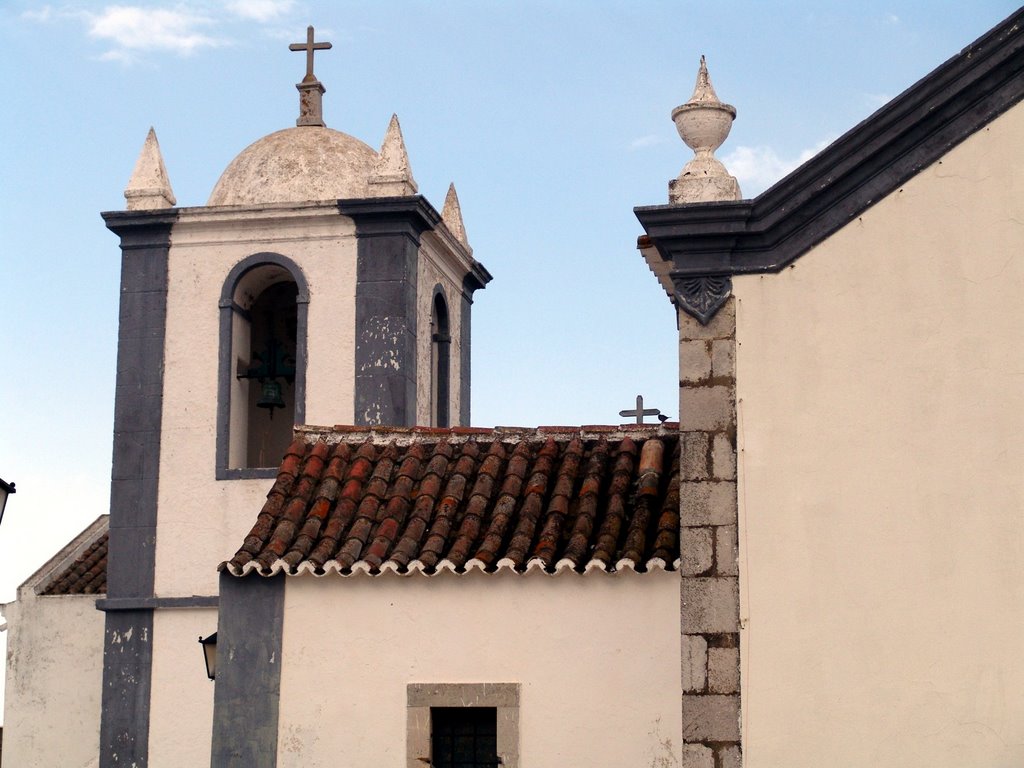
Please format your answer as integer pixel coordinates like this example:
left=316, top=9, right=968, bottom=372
left=677, top=299, right=741, bottom=767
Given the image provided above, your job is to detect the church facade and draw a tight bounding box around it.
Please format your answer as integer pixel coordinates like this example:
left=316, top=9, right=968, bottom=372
left=4, top=9, right=1024, bottom=768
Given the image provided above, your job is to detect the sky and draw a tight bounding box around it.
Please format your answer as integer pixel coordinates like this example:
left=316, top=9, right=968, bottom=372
left=0, top=0, right=1019, bottom=715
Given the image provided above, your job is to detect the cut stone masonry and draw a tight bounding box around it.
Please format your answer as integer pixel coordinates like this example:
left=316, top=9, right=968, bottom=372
left=678, top=297, right=740, bottom=766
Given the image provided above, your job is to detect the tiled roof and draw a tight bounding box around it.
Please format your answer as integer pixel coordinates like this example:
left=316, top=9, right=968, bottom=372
left=223, top=424, right=681, bottom=577
left=41, top=531, right=108, bottom=595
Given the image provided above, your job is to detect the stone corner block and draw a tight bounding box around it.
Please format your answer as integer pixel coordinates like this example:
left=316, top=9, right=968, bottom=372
left=679, top=340, right=712, bottom=385
left=680, top=481, right=736, bottom=526
left=681, top=527, right=713, bottom=576
left=718, top=744, right=742, bottom=768
left=681, top=577, right=739, bottom=634
left=715, top=525, right=738, bottom=577
left=711, top=338, right=735, bottom=381
left=679, top=298, right=735, bottom=342
left=712, top=433, right=736, bottom=480
left=681, top=634, right=708, bottom=693
left=681, top=432, right=711, bottom=481
left=681, top=694, right=740, bottom=742
left=708, top=646, right=740, bottom=694
left=679, top=386, right=734, bottom=432
left=680, top=743, right=715, bottom=768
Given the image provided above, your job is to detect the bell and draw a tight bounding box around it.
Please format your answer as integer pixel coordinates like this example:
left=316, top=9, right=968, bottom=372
left=257, top=380, right=285, bottom=413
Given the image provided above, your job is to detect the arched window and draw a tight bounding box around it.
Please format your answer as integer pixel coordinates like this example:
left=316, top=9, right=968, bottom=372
left=431, top=287, right=451, bottom=428
left=217, top=254, right=308, bottom=479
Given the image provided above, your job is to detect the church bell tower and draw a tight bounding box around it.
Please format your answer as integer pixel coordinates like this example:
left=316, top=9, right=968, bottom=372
left=96, top=28, right=489, bottom=768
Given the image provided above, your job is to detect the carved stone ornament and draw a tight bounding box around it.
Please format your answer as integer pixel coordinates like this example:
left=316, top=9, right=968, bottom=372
left=673, top=274, right=732, bottom=324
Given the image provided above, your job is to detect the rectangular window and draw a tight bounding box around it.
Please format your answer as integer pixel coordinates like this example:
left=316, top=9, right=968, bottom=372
left=407, top=683, right=519, bottom=768
left=431, top=707, right=498, bottom=768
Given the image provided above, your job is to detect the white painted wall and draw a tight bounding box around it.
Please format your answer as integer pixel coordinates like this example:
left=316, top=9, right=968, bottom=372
left=734, top=103, right=1024, bottom=766
left=1, top=593, right=103, bottom=768
left=416, top=237, right=465, bottom=426
left=156, top=203, right=358, bottom=599
left=277, top=570, right=682, bottom=768
left=147, top=607, right=218, bottom=768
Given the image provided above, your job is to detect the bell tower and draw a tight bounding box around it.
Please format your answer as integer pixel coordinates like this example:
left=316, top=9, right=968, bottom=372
left=96, top=28, right=490, bottom=768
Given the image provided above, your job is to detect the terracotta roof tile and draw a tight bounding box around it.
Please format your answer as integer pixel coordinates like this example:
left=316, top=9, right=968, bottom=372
left=223, top=425, right=681, bottom=577
left=41, top=532, right=108, bottom=595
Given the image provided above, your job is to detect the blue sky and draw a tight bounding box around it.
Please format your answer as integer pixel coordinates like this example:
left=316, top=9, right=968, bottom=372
left=0, top=0, right=1019, bottom=713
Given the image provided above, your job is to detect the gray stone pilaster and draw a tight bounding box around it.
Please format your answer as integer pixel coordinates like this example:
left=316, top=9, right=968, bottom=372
left=98, top=209, right=177, bottom=768
left=678, top=297, right=741, bottom=765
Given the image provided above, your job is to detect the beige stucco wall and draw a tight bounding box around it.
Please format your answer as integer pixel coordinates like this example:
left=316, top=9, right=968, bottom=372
left=147, top=607, right=218, bottom=768
left=1, top=594, right=103, bottom=768
left=155, top=203, right=358, bottom=598
left=734, top=103, right=1024, bottom=765
left=277, top=571, right=682, bottom=768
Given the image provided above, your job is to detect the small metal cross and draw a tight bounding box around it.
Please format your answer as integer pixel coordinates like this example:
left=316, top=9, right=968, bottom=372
left=289, top=26, right=332, bottom=80
left=619, top=394, right=662, bottom=425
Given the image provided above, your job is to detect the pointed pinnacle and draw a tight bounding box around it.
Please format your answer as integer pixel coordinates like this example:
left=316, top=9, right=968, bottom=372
left=369, top=113, right=418, bottom=195
left=441, top=183, right=470, bottom=251
left=124, top=127, right=176, bottom=210
left=687, top=55, right=722, bottom=105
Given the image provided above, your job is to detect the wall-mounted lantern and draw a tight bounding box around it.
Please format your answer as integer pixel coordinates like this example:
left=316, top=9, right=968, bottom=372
left=198, top=632, right=218, bottom=680
left=0, top=477, right=16, bottom=528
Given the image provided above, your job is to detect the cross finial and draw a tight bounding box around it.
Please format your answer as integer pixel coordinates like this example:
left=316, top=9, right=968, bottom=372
left=619, top=395, right=663, bottom=425
left=289, top=25, right=332, bottom=82
left=289, top=25, right=331, bottom=127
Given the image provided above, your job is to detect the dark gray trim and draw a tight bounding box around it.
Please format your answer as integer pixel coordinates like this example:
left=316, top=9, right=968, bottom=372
left=674, top=274, right=732, bottom=325
left=635, top=9, right=1024, bottom=302
left=99, top=209, right=177, bottom=768
left=342, top=197, right=435, bottom=427
left=100, top=609, right=154, bottom=768
left=211, top=572, right=285, bottom=768
left=215, top=252, right=309, bottom=479
left=459, top=274, right=480, bottom=426
left=431, top=284, right=451, bottom=428
left=97, top=595, right=219, bottom=611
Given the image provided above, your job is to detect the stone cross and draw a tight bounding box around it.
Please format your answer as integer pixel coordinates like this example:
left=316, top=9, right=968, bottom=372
left=619, top=395, right=662, bottom=425
left=289, top=26, right=332, bottom=80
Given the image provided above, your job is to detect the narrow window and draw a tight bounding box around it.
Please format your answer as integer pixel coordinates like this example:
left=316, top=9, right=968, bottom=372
left=237, top=281, right=297, bottom=468
left=431, top=708, right=498, bottom=768
left=217, top=255, right=308, bottom=479
left=431, top=289, right=451, bottom=427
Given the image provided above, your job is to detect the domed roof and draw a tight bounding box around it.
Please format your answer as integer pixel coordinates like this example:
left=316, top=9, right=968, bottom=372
left=207, top=126, right=379, bottom=206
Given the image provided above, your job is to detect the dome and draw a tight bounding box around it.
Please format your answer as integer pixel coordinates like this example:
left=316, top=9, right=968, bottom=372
left=207, top=126, right=379, bottom=206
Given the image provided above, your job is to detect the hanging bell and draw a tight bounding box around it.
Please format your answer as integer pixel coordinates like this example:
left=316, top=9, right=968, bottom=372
left=257, top=380, right=285, bottom=414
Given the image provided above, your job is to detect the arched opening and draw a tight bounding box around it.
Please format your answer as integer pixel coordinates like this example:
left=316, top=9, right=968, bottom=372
left=218, top=255, right=308, bottom=478
left=431, top=288, right=451, bottom=428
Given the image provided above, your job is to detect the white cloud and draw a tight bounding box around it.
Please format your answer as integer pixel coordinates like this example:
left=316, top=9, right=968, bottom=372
left=20, top=6, right=55, bottom=22
left=85, top=5, right=222, bottom=58
left=225, top=0, right=294, bottom=22
left=884, top=13, right=900, bottom=25
left=863, top=92, right=893, bottom=110
left=629, top=134, right=665, bottom=151
left=722, top=137, right=834, bottom=196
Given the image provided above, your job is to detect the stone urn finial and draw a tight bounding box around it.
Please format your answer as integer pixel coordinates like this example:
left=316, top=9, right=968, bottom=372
left=669, top=56, right=741, bottom=203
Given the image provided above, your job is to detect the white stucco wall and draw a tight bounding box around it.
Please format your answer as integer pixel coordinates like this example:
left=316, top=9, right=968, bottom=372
left=416, top=236, right=466, bottom=426
left=156, top=203, right=358, bottom=599
left=147, top=607, right=218, bottom=768
left=277, top=571, right=682, bottom=768
left=1, top=594, right=103, bottom=768
left=734, top=104, right=1024, bottom=765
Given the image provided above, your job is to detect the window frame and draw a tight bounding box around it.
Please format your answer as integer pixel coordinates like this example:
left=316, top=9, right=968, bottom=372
left=407, top=683, right=520, bottom=768
left=215, top=252, right=309, bottom=480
